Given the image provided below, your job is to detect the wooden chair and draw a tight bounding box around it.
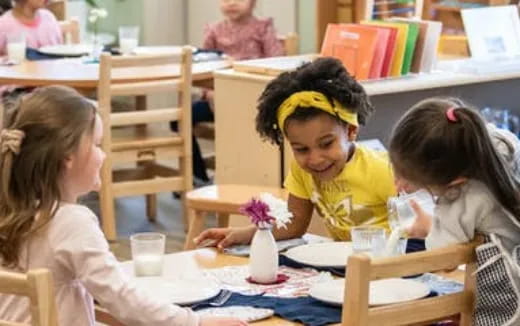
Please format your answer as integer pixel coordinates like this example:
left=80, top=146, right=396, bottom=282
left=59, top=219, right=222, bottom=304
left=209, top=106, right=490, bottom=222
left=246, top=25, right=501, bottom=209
left=192, top=33, right=299, bottom=171
left=342, top=238, right=481, bottom=326
left=0, top=269, right=58, bottom=326
left=46, top=0, right=66, bottom=21
left=59, top=18, right=80, bottom=44
left=98, top=48, right=193, bottom=241
left=184, top=184, right=286, bottom=249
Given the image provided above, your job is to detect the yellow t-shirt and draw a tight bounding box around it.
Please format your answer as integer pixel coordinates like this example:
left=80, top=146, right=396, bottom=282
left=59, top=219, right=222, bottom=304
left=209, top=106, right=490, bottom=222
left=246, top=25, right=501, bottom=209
left=284, top=145, right=396, bottom=240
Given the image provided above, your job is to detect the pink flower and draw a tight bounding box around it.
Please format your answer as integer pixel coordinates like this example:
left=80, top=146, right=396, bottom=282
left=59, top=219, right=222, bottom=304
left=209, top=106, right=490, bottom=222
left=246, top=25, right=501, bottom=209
left=240, top=198, right=275, bottom=228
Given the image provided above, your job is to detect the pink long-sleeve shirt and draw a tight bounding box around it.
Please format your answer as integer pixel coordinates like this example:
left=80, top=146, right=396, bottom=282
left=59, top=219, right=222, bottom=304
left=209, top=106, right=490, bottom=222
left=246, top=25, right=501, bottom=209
left=0, top=204, right=200, bottom=326
left=0, top=8, right=62, bottom=55
left=203, top=16, right=284, bottom=60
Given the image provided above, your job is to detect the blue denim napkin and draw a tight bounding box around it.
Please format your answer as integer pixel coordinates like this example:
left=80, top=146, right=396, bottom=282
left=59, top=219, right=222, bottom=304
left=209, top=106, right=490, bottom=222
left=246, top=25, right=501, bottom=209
left=192, top=290, right=439, bottom=326
left=192, top=292, right=342, bottom=326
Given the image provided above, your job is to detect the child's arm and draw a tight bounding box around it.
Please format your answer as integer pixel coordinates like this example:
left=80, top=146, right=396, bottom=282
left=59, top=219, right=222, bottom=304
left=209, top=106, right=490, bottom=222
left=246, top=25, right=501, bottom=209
left=260, top=18, right=284, bottom=57
left=53, top=206, right=246, bottom=326
left=202, top=23, right=217, bottom=51
left=194, top=194, right=314, bottom=249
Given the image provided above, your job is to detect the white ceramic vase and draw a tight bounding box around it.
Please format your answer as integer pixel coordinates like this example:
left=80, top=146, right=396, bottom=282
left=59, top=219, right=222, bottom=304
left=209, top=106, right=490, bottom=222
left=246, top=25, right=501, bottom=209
left=249, top=227, right=278, bottom=283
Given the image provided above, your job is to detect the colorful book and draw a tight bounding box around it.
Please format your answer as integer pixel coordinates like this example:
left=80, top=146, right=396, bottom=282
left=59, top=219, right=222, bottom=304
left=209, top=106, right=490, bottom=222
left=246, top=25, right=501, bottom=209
left=362, top=25, right=391, bottom=79
left=389, top=20, right=419, bottom=75
left=362, top=21, right=409, bottom=77
left=321, top=24, right=379, bottom=80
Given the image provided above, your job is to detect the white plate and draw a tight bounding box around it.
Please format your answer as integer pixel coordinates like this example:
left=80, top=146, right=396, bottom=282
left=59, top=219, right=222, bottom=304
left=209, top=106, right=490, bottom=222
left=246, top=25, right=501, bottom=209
left=197, top=306, right=274, bottom=322
left=133, top=277, right=220, bottom=305
left=38, top=44, right=92, bottom=57
left=132, top=46, right=197, bottom=56
left=309, top=278, right=431, bottom=306
left=284, top=242, right=353, bottom=267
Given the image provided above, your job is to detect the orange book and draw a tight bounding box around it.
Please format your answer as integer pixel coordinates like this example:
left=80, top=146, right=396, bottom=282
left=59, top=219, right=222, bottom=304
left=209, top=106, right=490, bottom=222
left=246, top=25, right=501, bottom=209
left=321, top=24, right=379, bottom=80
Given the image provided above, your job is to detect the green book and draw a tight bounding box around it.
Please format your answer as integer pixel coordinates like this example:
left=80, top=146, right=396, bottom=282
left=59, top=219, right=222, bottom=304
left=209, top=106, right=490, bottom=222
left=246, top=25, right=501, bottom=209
left=399, top=21, right=419, bottom=75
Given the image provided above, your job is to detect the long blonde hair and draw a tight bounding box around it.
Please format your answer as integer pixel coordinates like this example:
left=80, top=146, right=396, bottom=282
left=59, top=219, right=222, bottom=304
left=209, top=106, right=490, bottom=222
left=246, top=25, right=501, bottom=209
left=0, top=86, right=96, bottom=268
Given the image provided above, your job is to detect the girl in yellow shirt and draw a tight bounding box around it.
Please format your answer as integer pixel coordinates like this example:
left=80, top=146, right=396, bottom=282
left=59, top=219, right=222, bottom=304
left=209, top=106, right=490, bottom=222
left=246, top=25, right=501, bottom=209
left=195, top=57, right=396, bottom=247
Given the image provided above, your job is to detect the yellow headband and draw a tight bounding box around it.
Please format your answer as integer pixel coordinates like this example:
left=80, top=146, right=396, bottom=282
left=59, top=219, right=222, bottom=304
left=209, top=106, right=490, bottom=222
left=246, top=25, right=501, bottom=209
left=276, top=91, right=358, bottom=130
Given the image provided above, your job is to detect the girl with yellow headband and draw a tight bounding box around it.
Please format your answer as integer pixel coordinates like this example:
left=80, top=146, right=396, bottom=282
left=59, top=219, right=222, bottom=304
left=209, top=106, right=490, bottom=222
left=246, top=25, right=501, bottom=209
left=194, top=57, right=397, bottom=247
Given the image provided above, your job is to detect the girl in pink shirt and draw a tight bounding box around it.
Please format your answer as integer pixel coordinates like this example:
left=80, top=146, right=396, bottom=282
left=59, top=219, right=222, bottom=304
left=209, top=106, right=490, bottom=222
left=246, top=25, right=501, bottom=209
left=0, top=0, right=63, bottom=55
left=0, top=86, right=247, bottom=326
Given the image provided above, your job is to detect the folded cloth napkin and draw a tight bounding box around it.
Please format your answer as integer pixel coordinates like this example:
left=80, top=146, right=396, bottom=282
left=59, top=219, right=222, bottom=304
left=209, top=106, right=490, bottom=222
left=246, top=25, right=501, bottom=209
left=192, top=292, right=342, bottom=326
left=26, top=48, right=66, bottom=60
left=279, top=254, right=345, bottom=276
left=192, top=290, right=439, bottom=326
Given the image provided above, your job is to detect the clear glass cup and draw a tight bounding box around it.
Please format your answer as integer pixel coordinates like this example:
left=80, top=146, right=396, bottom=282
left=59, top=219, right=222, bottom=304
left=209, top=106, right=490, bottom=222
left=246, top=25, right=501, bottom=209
left=387, top=189, right=435, bottom=229
left=118, top=25, right=139, bottom=55
left=350, top=226, right=385, bottom=254
left=7, top=32, right=26, bottom=63
left=130, top=232, right=165, bottom=277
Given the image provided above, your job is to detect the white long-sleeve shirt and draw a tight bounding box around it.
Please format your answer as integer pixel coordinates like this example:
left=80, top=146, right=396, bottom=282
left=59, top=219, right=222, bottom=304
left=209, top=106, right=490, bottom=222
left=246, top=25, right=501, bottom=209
left=426, top=180, right=520, bottom=253
left=0, top=203, right=200, bottom=326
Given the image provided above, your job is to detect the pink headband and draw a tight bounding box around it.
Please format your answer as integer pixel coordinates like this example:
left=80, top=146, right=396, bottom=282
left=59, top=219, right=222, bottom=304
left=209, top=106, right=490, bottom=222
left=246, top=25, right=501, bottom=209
left=446, top=107, right=458, bottom=122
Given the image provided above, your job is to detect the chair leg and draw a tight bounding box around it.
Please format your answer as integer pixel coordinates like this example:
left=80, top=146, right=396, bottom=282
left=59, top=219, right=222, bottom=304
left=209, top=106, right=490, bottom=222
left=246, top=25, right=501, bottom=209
left=181, top=192, right=190, bottom=233
left=146, top=194, right=157, bottom=221
left=217, top=213, right=229, bottom=228
left=184, top=210, right=206, bottom=250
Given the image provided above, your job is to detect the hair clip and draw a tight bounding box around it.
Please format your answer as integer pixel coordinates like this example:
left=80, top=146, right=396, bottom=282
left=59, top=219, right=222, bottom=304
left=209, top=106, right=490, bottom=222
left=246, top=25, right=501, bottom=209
left=446, top=107, right=458, bottom=123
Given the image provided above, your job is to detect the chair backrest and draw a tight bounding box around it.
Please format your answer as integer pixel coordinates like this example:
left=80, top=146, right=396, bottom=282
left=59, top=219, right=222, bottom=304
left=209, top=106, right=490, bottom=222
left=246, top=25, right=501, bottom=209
left=278, top=33, right=299, bottom=56
left=342, top=238, right=481, bottom=326
left=46, top=0, right=66, bottom=21
left=59, top=18, right=80, bottom=44
left=97, top=48, right=193, bottom=194
left=0, top=269, right=58, bottom=326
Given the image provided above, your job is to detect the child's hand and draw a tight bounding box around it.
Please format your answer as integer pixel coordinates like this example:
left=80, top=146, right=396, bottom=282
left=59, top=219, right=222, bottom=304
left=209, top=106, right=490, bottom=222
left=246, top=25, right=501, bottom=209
left=200, top=316, right=249, bottom=326
left=405, top=199, right=433, bottom=238
left=194, top=226, right=256, bottom=249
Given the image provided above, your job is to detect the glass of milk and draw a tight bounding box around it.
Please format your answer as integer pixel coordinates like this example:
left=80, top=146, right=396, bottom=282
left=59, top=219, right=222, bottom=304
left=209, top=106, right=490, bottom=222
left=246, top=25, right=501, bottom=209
left=130, top=232, right=165, bottom=277
left=118, top=25, right=139, bottom=55
left=7, top=33, right=26, bottom=63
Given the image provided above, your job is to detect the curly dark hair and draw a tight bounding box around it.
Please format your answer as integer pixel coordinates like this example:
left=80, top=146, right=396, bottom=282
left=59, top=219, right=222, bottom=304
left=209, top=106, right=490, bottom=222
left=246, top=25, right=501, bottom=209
left=255, top=57, right=374, bottom=145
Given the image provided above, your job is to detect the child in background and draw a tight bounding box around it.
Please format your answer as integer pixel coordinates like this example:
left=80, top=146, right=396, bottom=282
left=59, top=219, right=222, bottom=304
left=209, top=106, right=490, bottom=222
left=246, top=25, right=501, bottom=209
left=389, top=97, right=520, bottom=325
left=0, top=0, right=62, bottom=55
left=181, top=0, right=284, bottom=184
left=194, top=57, right=397, bottom=248
left=0, top=86, right=247, bottom=326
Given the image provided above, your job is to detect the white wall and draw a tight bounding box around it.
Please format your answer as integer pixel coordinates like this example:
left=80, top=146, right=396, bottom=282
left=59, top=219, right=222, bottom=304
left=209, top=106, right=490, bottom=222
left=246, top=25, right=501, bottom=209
left=141, top=0, right=185, bottom=45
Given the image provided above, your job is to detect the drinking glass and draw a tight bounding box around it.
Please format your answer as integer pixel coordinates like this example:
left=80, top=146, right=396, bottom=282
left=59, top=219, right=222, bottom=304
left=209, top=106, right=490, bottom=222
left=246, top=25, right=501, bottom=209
left=350, top=226, right=385, bottom=254
left=7, top=32, right=26, bottom=63
left=130, top=232, right=165, bottom=277
left=119, top=25, right=139, bottom=55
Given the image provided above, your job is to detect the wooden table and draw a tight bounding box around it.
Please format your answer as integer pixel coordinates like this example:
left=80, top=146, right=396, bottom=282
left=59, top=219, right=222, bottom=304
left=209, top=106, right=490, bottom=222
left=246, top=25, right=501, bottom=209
left=95, top=248, right=463, bottom=326
left=0, top=58, right=231, bottom=90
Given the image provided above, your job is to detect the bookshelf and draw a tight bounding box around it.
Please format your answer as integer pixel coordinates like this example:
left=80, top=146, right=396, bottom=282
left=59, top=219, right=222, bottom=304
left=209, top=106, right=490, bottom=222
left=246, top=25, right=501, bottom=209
left=316, top=0, right=423, bottom=49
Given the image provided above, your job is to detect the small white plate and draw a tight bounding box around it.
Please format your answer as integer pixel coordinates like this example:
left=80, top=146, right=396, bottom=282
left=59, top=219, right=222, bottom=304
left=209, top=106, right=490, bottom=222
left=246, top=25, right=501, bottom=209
left=197, top=306, right=274, bottom=322
left=38, top=44, right=92, bottom=57
left=132, top=46, right=197, bottom=56
left=309, top=278, right=431, bottom=306
left=132, top=277, right=220, bottom=305
left=284, top=242, right=353, bottom=267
